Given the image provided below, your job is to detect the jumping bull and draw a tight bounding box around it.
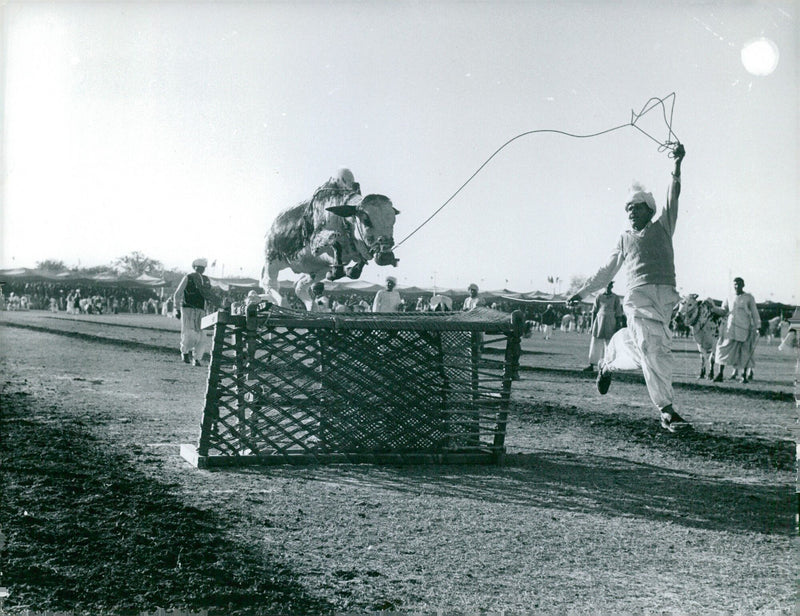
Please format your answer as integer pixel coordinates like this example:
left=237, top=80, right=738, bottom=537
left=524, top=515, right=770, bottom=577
left=677, top=294, right=723, bottom=379
left=261, top=169, right=399, bottom=307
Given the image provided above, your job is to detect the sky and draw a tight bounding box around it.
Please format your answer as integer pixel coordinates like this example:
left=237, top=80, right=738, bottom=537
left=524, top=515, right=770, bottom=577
left=1, top=1, right=797, bottom=303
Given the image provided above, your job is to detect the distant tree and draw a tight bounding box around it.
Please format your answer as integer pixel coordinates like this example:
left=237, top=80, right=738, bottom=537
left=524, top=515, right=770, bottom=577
left=114, top=251, right=163, bottom=277
left=36, top=259, right=69, bottom=272
left=566, top=275, right=589, bottom=296
left=79, top=265, right=116, bottom=275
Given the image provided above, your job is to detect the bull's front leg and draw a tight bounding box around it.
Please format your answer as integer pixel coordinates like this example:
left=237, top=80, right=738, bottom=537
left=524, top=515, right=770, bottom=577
left=325, top=241, right=346, bottom=281
left=698, top=352, right=706, bottom=380
left=345, top=261, right=365, bottom=279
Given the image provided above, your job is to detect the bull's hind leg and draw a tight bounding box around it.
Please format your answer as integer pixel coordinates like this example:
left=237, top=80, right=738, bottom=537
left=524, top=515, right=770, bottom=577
left=260, top=260, right=286, bottom=306
left=696, top=348, right=708, bottom=379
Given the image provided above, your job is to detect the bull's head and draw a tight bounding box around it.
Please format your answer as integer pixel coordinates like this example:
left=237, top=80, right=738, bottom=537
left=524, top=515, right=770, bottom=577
left=677, top=294, right=701, bottom=324
left=326, top=194, right=399, bottom=266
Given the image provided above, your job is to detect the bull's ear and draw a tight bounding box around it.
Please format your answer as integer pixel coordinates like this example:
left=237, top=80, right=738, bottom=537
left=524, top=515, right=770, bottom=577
left=326, top=205, right=359, bottom=218
left=393, top=207, right=400, bottom=215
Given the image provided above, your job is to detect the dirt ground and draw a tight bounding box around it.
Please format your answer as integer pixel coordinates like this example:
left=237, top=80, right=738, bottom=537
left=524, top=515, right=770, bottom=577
left=0, top=310, right=796, bottom=615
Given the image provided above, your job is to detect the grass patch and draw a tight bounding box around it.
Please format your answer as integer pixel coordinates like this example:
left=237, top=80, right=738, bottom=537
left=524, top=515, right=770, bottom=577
left=0, top=389, right=333, bottom=616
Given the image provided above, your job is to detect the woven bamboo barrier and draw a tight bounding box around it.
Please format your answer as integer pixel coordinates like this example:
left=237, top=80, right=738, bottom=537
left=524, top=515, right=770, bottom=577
left=181, top=305, right=524, bottom=468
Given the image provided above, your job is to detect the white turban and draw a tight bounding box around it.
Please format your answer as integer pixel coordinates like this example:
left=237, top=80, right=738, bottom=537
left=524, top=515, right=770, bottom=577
left=334, top=168, right=355, bottom=190
left=625, top=182, right=656, bottom=213
left=192, top=258, right=208, bottom=268
left=386, top=276, right=397, bottom=284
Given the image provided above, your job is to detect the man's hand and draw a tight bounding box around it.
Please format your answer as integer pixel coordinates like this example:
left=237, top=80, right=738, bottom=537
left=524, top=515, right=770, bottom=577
left=567, top=293, right=582, bottom=305
left=672, top=143, right=685, bottom=161
left=175, top=310, right=181, bottom=319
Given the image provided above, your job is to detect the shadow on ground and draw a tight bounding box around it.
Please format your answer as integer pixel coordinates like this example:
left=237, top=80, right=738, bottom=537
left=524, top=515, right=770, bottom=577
left=0, top=387, right=335, bottom=616
left=283, top=449, right=794, bottom=538
left=240, top=401, right=795, bottom=538
left=510, top=400, right=794, bottom=472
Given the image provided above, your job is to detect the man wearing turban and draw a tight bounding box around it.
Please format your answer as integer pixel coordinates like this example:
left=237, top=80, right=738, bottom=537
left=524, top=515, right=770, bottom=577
left=569, top=144, right=688, bottom=432
left=462, top=283, right=484, bottom=311
left=173, top=258, right=218, bottom=366
left=372, top=276, right=403, bottom=312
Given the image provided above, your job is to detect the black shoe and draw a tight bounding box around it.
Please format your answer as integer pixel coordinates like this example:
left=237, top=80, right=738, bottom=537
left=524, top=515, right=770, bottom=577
left=596, top=366, right=612, bottom=394
left=582, top=365, right=595, bottom=373
left=182, top=353, right=191, bottom=364
left=660, top=409, right=691, bottom=433
left=712, top=373, right=723, bottom=383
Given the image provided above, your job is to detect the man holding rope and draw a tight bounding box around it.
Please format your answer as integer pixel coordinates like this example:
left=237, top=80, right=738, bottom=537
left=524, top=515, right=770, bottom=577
left=568, top=143, right=688, bottom=432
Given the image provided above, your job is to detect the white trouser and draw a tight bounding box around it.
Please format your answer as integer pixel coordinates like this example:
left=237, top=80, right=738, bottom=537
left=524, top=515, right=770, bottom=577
left=588, top=336, right=609, bottom=365
left=602, top=317, right=674, bottom=410
left=180, top=307, right=208, bottom=359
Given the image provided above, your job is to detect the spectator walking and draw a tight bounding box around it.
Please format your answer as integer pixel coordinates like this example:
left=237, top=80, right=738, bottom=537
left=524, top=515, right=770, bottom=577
left=583, top=282, right=623, bottom=372
left=568, top=143, right=688, bottom=432
left=541, top=304, right=557, bottom=340
left=173, top=258, right=218, bottom=367
left=766, top=315, right=782, bottom=345
left=372, top=276, right=402, bottom=312
left=713, top=277, right=759, bottom=383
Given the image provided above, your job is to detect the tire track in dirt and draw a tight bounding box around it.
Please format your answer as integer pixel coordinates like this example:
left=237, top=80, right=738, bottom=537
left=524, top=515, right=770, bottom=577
left=1, top=321, right=176, bottom=355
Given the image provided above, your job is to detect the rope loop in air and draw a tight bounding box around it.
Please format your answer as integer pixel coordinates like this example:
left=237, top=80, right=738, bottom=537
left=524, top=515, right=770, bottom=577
left=394, top=93, right=682, bottom=248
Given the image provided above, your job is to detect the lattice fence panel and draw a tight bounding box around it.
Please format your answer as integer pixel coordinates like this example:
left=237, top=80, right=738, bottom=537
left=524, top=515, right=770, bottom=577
left=182, top=306, right=523, bottom=467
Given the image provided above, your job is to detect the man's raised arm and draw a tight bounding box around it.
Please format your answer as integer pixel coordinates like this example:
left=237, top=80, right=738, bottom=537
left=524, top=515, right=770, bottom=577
left=661, top=143, right=685, bottom=236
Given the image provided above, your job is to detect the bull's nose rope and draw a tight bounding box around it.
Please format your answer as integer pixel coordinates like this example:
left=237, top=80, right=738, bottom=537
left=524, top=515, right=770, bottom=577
left=393, top=92, right=682, bottom=249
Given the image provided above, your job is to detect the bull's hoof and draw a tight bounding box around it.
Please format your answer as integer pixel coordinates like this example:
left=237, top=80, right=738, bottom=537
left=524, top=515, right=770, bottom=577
left=374, top=251, right=398, bottom=267
left=345, top=263, right=364, bottom=279
left=326, top=265, right=345, bottom=281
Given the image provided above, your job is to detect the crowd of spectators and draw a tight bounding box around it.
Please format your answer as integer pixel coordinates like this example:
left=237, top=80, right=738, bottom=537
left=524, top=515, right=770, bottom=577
left=1, top=279, right=792, bottom=346
left=0, top=282, right=166, bottom=314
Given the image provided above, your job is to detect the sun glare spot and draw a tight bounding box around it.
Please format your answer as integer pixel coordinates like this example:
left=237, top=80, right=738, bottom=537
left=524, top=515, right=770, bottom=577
left=741, top=37, right=779, bottom=76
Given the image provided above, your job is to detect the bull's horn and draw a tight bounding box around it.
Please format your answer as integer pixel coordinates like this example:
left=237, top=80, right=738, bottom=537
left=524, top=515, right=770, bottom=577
left=326, top=205, right=359, bottom=217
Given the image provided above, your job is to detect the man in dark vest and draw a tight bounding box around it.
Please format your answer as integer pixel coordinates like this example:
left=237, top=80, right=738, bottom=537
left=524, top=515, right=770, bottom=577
left=173, top=258, right=217, bottom=366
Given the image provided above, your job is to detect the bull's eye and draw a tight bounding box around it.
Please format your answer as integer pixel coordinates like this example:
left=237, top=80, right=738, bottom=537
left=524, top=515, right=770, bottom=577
left=361, top=214, right=373, bottom=228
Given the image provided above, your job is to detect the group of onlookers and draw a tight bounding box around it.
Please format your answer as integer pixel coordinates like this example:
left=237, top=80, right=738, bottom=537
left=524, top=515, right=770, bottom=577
left=0, top=282, right=164, bottom=315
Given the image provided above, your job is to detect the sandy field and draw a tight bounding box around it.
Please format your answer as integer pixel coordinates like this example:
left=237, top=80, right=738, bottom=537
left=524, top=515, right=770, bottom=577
left=0, top=310, right=796, bottom=615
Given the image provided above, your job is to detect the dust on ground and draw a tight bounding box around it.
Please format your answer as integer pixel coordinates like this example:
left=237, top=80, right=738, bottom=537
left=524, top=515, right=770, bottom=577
left=0, top=312, right=796, bottom=615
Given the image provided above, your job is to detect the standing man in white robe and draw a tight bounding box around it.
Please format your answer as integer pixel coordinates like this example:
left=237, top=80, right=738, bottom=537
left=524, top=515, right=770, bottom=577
left=713, top=277, right=760, bottom=383
left=372, top=276, right=402, bottom=313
